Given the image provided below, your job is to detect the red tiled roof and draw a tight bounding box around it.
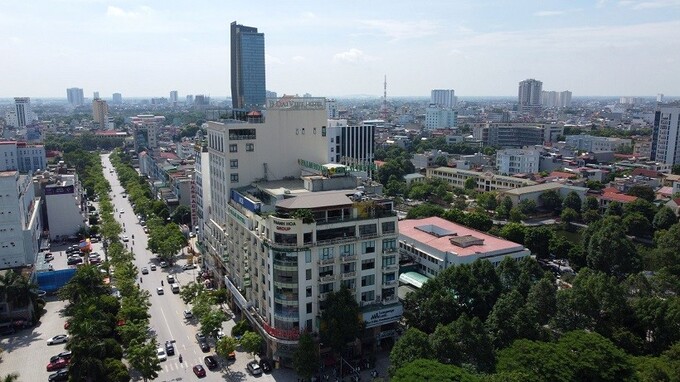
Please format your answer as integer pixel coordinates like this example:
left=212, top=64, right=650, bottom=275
left=657, top=186, right=674, bottom=197
left=631, top=168, right=660, bottom=178
left=602, top=187, right=620, bottom=194
left=159, top=152, right=179, bottom=160
left=550, top=171, right=577, bottom=179
left=601, top=192, right=638, bottom=203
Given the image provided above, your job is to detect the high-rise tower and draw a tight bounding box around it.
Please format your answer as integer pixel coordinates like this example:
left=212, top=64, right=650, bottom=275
left=518, top=79, right=543, bottom=114
left=651, top=104, right=680, bottom=166
left=67, top=88, right=84, bottom=106
left=230, top=21, right=266, bottom=111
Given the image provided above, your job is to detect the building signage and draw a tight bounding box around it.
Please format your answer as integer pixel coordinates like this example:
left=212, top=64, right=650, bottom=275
left=231, top=190, right=261, bottom=213
left=267, top=97, right=325, bottom=110
left=362, top=305, right=403, bottom=329
left=45, top=185, right=74, bottom=195
left=227, top=205, right=251, bottom=230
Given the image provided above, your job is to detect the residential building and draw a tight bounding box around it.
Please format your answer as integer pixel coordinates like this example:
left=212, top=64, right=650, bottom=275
left=193, top=143, right=211, bottom=253
left=598, top=188, right=638, bottom=212
left=565, top=135, right=632, bottom=153
left=44, top=173, right=87, bottom=240
left=6, top=98, right=36, bottom=128
left=231, top=21, right=266, bottom=110
left=112, top=93, right=123, bottom=104
left=226, top=175, right=401, bottom=366
left=426, top=166, right=536, bottom=191
left=500, top=182, right=589, bottom=208
left=326, top=99, right=338, bottom=119
left=131, top=115, right=164, bottom=150
left=93, top=91, right=99, bottom=100
left=92, top=99, right=108, bottom=130
left=0, top=141, right=46, bottom=173
left=327, top=119, right=375, bottom=174
left=518, top=79, right=542, bottom=114
left=399, top=217, right=530, bottom=276
left=425, top=105, right=458, bottom=130
left=541, top=90, right=572, bottom=108
left=66, top=88, right=84, bottom=106
left=651, top=105, right=680, bottom=166
left=0, top=171, right=42, bottom=270
left=474, top=123, right=563, bottom=148
left=495, top=148, right=540, bottom=175
left=412, top=150, right=448, bottom=170
left=430, top=89, right=457, bottom=108
left=186, top=95, right=194, bottom=105
left=169, top=90, right=178, bottom=103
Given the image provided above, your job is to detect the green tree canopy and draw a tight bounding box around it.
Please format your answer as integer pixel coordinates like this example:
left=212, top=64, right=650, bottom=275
left=320, top=286, right=363, bottom=354
left=293, top=332, right=320, bottom=379
left=392, top=359, right=481, bottom=382
left=389, top=327, right=433, bottom=372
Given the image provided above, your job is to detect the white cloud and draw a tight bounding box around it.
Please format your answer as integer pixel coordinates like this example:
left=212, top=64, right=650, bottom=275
left=106, top=5, right=152, bottom=19
left=291, top=56, right=306, bottom=62
left=333, top=48, right=365, bottom=63
left=534, top=10, right=566, bottom=16
left=265, top=53, right=284, bottom=65
left=617, top=0, right=680, bottom=8
left=357, top=19, right=439, bottom=41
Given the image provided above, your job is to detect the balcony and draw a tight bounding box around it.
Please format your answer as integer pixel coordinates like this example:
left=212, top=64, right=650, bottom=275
left=341, top=255, right=358, bottom=263
left=317, top=258, right=335, bottom=266
left=341, top=271, right=356, bottom=279
left=382, top=264, right=398, bottom=271
left=383, top=247, right=397, bottom=253
left=273, top=280, right=298, bottom=289
left=273, top=260, right=298, bottom=272
left=382, top=296, right=399, bottom=305
left=315, top=236, right=357, bottom=246
left=319, top=292, right=331, bottom=301
left=383, top=279, right=397, bottom=286
left=274, top=294, right=300, bottom=306
left=319, top=274, right=336, bottom=283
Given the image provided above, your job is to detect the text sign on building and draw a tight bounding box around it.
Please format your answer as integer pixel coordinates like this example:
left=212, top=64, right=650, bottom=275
left=227, top=205, right=252, bottom=230
left=45, top=185, right=75, bottom=195
left=362, top=305, right=403, bottom=329
left=273, top=218, right=296, bottom=231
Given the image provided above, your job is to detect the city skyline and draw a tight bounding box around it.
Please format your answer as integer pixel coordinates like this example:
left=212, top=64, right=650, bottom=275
left=1, top=0, right=680, bottom=98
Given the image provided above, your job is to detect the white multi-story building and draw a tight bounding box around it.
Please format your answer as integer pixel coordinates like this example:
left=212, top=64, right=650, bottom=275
left=170, top=90, right=178, bottom=103
left=518, top=79, right=542, bottom=114
left=131, top=115, right=164, bottom=150
left=425, top=105, right=458, bottom=130
left=6, top=97, right=36, bottom=128
left=430, top=89, right=457, bottom=108
left=541, top=90, right=572, bottom=108
left=44, top=174, right=87, bottom=240
left=112, top=93, right=123, bottom=104
left=496, top=148, right=540, bottom=175
left=652, top=105, right=680, bottom=166
left=474, top=123, right=563, bottom=148
left=427, top=166, right=537, bottom=191
left=326, top=99, right=338, bottom=119
left=566, top=135, right=632, bottom=153
left=0, top=171, right=42, bottom=270
left=326, top=119, right=375, bottom=174
left=0, top=141, right=46, bottom=173
left=66, top=88, right=84, bottom=106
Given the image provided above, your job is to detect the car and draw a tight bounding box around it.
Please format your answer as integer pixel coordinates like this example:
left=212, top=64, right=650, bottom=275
left=50, top=351, right=73, bottom=363
left=189, top=232, right=196, bottom=238
left=122, top=235, right=129, bottom=242
left=67, top=257, right=83, bottom=265
left=156, top=287, right=164, bottom=295
left=48, top=368, right=69, bottom=381
left=165, top=341, right=175, bottom=356
left=183, top=310, right=193, bottom=319
left=216, top=330, right=225, bottom=340
left=46, top=358, right=69, bottom=371
left=141, top=267, right=149, bottom=275
left=259, top=358, right=273, bottom=373
left=182, top=264, right=197, bottom=270
left=150, top=264, right=157, bottom=271
left=44, top=253, right=54, bottom=261
left=204, top=355, right=218, bottom=370
left=47, top=334, right=69, bottom=345
left=166, top=274, right=175, bottom=283
left=159, top=261, right=168, bottom=268
left=199, top=340, right=210, bottom=353
left=195, top=332, right=206, bottom=342
left=120, top=209, right=125, bottom=214
left=192, top=364, right=207, bottom=378
left=156, top=347, right=167, bottom=361
left=144, top=227, right=149, bottom=233
left=247, top=360, right=263, bottom=376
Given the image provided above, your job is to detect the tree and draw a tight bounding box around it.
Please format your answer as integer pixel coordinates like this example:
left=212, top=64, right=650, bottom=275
left=583, top=196, right=600, bottom=212
left=508, top=207, right=525, bottom=223
left=486, top=290, right=537, bottom=349
left=624, top=199, right=657, bottom=222
left=525, top=275, right=557, bottom=325
left=216, top=336, right=238, bottom=365
left=320, top=286, right=363, bottom=355
left=498, top=223, right=526, bottom=245
left=464, top=177, right=476, bottom=190
left=434, top=156, right=449, bottom=167
left=429, top=314, right=495, bottom=372
left=127, top=340, right=162, bottom=382
left=476, top=192, right=498, bottom=211
left=627, top=185, right=656, bottom=202
left=170, top=205, right=191, bottom=225
left=293, top=332, right=319, bottom=380
left=389, top=328, right=433, bottom=372
left=562, top=191, right=582, bottom=213
left=199, top=309, right=228, bottom=339
left=103, top=358, right=130, bottom=382
left=496, top=338, right=572, bottom=382
left=651, top=224, right=680, bottom=275
left=392, top=359, right=480, bottom=382
left=518, top=199, right=537, bottom=215
left=558, top=330, right=636, bottom=382
left=606, top=201, right=624, bottom=216
left=539, top=190, right=562, bottom=213
left=623, top=212, right=652, bottom=237
left=240, top=331, right=264, bottom=358
left=406, top=203, right=444, bottom=219
left=586, top=218, right=641, bottom=278
left=178, top=282, right=205, bottom=304
left=560, top=207, right=579, bottom=230
left=524, top=227, right=554, bottom=260
left=0, top=374, right=19, bottom=382
left=464, top=212, right=493, bottom=232
left=653, top=206, right=678, bottom=231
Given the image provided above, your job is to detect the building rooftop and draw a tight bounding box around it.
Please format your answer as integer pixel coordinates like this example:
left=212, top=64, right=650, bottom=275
left=502, top=182, right=587, bottom=195
left=631, top=168, right=661, bottom=178
left=399, top=216, right=525, bottom=259
left=601, top=191, right=638, bottom=203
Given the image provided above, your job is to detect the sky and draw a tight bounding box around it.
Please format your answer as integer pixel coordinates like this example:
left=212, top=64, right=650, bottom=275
left=1, top=0, right=680, bottom=98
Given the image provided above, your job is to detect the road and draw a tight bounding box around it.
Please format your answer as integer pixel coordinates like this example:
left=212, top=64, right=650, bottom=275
left=101, top=154, right=297, bottom=382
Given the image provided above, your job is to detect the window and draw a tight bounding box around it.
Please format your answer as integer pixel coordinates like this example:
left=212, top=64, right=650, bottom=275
left=340, top=244, right=354, bottom=256
left=321, top=247, right=334, bottom=260
left=246, top=143, right=254, bottom=151
left=362, top=241, right=375, bottom=254
left=319, top=266, right=333, bottom=277
left=306, top=286, right=312, bottom=297
left=306, top=269, right=312, bottom=280
left=361, top=290, right=375, bottom=302
left=361, top=259, right=375, bottom=271
left=382, top=221, right=396, bottom=234
left=230, top=174, right=239, bottom=182
left=382, top=256, right=396, bottom=267
left=383, top=272, right=396, bottom=283
left=359, top=224, right=377, bottom=236
left=230, top=159, right=238, bottom=168
left=361, top=275, right=375, bottom=287
left=229, top=144, right=238, bottom=152
left=382, top=239, right=396, bottom=251
left=305, top=250, right=312, bottom=263
left=306, top=302, right=312, bottom=314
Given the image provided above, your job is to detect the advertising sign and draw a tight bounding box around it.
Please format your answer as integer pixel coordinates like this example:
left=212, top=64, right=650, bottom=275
left=362, top=305, right=403, bottom=329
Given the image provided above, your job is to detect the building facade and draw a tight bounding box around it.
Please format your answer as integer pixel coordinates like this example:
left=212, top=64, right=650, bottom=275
left=66, top=88, right=84, bottom=106
left=495, top=148, right=540, bottom=175
left=0, top=142, right=46, bottom=173
left=430, top=89, right=456, bottom=108
left=425, top=105, right=458, bottom=130
left=474, top=123, right=563, bottom=148
left=518, top=79, right=542, bottom=114
left=231, top=21, right=266, bottom=110
left=44, top=174, right=87, bottom=240
left=10, top=97, right=35, bottom=127
left=651, top=105, right=680, bottom=166
left=541, top=90, right=572, bottom=108
left=92, top=99, right=109, bottom=130
left=327, top=119, right=375, bottom=174
left=112, top=93, right=123, bottom=104
left=0, top=171, right=42, bottom=270
left=426, top=166, right=536, bottom=191
left=565, top=135, right=632, bottom=153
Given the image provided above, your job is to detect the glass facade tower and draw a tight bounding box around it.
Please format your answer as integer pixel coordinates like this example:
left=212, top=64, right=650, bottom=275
left=230, top=21, right=266, bottom=110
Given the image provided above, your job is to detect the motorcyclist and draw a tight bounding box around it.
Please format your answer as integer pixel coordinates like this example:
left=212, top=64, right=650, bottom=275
left=179, top=354, right=183, bottom=363
left=140, top=277, right=143, bottom=283
left=161, top=280, right=164, bottom=286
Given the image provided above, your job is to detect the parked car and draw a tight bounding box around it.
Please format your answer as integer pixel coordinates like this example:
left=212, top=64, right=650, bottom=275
left=192, top=364, right=206, bottom=378
left=46, top=358, right=69, bottom=371
left=204, top=355, right=218, bottom=370
left=167, top=274, right=175, bottom=283
left=259, top=358, right=273, bottom=373
left=47, top=334, right=69, bottom=345
left=159, top=261, right=168, bottom=268
left=156, top=348, right=167, bottom=361
left=122, top=235, right=129, bottom=242
left=182, top=264, right=197, bottom=270
left=50, top=351, right=73, bottom=363
left=247, top=360, right=263, bottom=376
left=183, top=310, right=193, bottom=319
left=67, top=257, right=83, bottom=265
left=44, top=253, right=54, bottom=261
left=141, top=267, right=149, bottom=275
left=48, top=368, right=69, bottom=381
left=195, top=333, right=206, bottom=342
left=199, top=340, right=210, bottom=353
left=165, top=341, right=175, bottom=356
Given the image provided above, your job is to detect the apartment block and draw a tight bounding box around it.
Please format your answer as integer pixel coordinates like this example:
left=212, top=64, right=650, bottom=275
left=474, top=123, right=563, bottom=148
left=0, top=171, right=42, bottom=270
left=565, top=135, right=632, bottom=153
left=426, top=166, right=536, bottom=192
left=495, top=148, right=540, bottom=175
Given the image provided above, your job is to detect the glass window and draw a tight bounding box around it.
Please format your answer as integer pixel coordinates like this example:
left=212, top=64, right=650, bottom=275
left=246, top=143, right=254, bottom=151
left=306, top=286, right=312, bottom=297
left=229, top=144, right=238, bottom=152
left=362, top=241, right=375, bottom=254
left=361, top=275, right=375, bottom=287
left=306, top=302, right=312, bottom=314
left=306, top=269, right=312, bottom=280
left=230, top=159, right=238, bottom=168
left=321, top=247, right=334, bottom=260
left=230, top=173, right=239, bottom=182
left=382, top=239, right=396, bottom=251
left=382, top=221, right=396, bottom=233
left=305, top=250, right=311, bottom=263
left=361, top=259, right=375, bottom=270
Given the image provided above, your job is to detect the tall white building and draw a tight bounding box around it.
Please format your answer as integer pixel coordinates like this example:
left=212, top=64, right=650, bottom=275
left=0, top=171, right=42, bottom=270
left=327, top=119, right=375, bottom=174
left=44, top=174, right=87, bottom=240
left=0, top=142, right=46, bottom=173
left=112, top=93, right=123, bottom=104
left=430, top=89, right=457, bottom=108
left=496, top=148, right=540, bottom=175
left=66, top=88, right=84, bottom=106
left=425, top=104, right=458, bottom=130
left=518, top=79, right=543, bottom=114
left=652, top=105, right=680, bottom=166
left=170, top=90, right=178, bottom=103
left=566, top=135, right=632, bottom=153
left=326, top=99, right=338, bottom=119
left=541, top=91, right=572, bottom=108
left=6, top=97, right=36, bottom=127
left=93, top=91, right=100, bottom=100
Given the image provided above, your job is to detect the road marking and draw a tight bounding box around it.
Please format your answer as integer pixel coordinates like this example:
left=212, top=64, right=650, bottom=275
left=159, top=305, right=174, bottom=339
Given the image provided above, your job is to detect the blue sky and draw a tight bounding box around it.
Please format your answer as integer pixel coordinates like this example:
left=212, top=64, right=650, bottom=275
left=1, top=0, right=679, bottom=98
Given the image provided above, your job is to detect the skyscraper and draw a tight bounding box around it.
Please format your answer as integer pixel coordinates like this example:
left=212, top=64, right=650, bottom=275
left=12, top=97, right=34, bottom=127
left=170, top=90, right=178, bottom=103
left=430, top=89, right=457, bottom=108
left=651, top=104, right=680, bottom=166
left=230, top=21, right=266, bottom=110
left=66, top=88, right=84, bottom=106
left=518, top=79, right=543, bottom=114
left=93, top=91, right=100, bottom=100
left=112, top=93, right=123, bottom=104
left=92, top=99, right=109, bottom=130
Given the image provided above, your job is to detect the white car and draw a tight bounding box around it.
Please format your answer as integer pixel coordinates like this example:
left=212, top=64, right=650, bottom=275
left=183, top=310, right=193, bottom=319
left=47, top=334, right=69, bottom=345
left=120, top=209, right=124, bottom=214
left=122, top=236, right=129, bottom=242
left=150, top=264, right=157, bottom=271
left=156, top=287, right=164, bottom=295
left=182, top=264, right=197, bottom=271
left=156, top=347, right=167, bottom=361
